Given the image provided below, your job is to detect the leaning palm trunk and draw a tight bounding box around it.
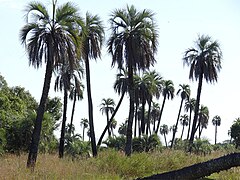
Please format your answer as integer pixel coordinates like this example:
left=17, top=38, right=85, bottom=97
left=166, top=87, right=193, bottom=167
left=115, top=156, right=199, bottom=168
left=137, top=153, right=240, bottom=180
left=69, top=90, right=77, bottom=135
left=171, top=98, right=184, bottom=148
left=85, top=57, right=97, bottom=156
left=27, top=48, right=54, bottom=169
left=97, top=90, right=125, bottom=147
left=59, top=89, right=68, bottom=158
left=189, top=73, right=203, bottom=151
left=186, top=110, right=192, bottom=140
left=155, top=96, right=166, bottom=133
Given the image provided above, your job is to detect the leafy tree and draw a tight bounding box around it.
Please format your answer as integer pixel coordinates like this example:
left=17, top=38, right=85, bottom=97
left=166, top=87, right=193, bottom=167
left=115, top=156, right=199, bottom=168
left=171, top=84, right=190, bottom=148
left=100, top=98, right=115, bottom=137
left=20, top=1, right=80, bottom=168
left=230, top=118, right=240, bottom=148
left=160, top=124, right=169, bottom=147
left=155, top=80, right=175, bottom=133
left=183, top=35, right=222, bottom=151
left=212, top=115, right=221, bottom=145
left=80, top=12, right=104, bottom=157
left=108, top=5, right=158, bottom=156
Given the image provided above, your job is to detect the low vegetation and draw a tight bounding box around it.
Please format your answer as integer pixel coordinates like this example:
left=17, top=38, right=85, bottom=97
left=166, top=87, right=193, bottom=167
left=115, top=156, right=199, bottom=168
left=0, top=149, right=239, bottom=179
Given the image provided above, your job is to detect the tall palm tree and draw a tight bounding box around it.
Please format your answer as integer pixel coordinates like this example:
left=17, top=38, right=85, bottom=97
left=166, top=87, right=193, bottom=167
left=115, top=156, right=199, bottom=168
left=155, top=80, right=175, bottom=133
left=212, top=115, right=221, bottom=144
left=197, top=105, right=209, bottom=139
left=160, top=124, right=169, bottom=147
left=100, top=98, right=115, bottom=137
left=184, top=98, right=196, bottom=140
left=97, top=70, right=128, bottom=147
left=80, top=12, right=104, bottom=157
left=183, top=35, right=222, bottom=150
left=171, top=84, right=190, bottom=148
left=20, top=1, right=80, bottom=168
left=143, top=71, right=162, bottom=136
left=108, top=5, right=158, bottom=156
left=180, top=114, right=189, bottom=140
left=80, top=118, right=89, bottom=141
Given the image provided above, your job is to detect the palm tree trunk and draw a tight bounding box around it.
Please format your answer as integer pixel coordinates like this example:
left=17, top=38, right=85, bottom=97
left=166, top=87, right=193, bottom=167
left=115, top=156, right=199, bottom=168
left=83, top=127, right=85, bottom=141
left=85, top=57, right=97, bottom=157
left=164, top=133, right=168, bottom=147
left=106, top=110, right=111, bottom=137
left=27, top=52, right=53, bottom=169
left=141, top=99, right=146, bottom=134
left=125, top=64, right=135, bottom=156
left=189, top=73, right=203, bottom=151
left=146, top=99, right=152, bottom=136
left=215, top=124, right=217, bottom=144
left=181, top=125, right=185, bottom=140
left=69, top=90, right=77, bottom=135
left=171, top=98, right=184, bottom=148
left=155, top=96, right=166, bottom=133
left=59, top=89, right=68, bottom=158
left=186, top=110, right=192, bottom=140
left=97, top=91, right=125, bottom=147
left=134, top=102, right=139, bottom=137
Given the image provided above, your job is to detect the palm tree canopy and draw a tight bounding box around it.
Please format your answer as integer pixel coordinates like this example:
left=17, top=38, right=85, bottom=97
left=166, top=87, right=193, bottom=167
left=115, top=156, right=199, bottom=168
left=20, top=1, right=81, bottom=70
left=199, top=105, right=209, bottom=129
left=183, top=35, right=222, bottom=83
left=100, top=98, right=116, bottom=115
left=81, top=12, right=105, bottom=61
left=160, top=124, right=169, bottom=135
left=177, top=84, right=191, bottom=100
left=180, top=114, right=189, bottom=126
left=80, top=118, right=89, bottom=129
left=114, top=69, right=129, bottom=95
left=162, top=80, right=175, bottom=100
left=108, top=5, right=158, bottom=71
left=212, top=115, right=221, bottom=126
left=184, top=98, right=196, bottom=112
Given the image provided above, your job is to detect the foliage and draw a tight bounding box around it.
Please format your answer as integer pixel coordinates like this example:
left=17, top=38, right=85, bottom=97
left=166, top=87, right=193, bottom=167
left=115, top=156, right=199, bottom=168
left=230, top=118, right=240, bottom=148
left=103, top=136, right=126, bottom=151
left=192, top=138, right=213, bottom=155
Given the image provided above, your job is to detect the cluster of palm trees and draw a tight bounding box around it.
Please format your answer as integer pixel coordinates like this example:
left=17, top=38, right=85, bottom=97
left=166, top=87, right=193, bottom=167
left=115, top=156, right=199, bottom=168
left=20, top=0, right=223, bottom=169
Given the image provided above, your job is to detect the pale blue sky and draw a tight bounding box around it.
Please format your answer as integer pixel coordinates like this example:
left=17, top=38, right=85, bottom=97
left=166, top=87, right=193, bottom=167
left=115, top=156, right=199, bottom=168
left=0, top=0, right=240, bottom=144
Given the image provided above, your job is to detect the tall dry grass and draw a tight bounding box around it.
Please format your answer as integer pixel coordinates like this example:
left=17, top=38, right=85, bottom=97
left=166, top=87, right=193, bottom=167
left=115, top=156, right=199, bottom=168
left=0, top=150, right=239, bottom=179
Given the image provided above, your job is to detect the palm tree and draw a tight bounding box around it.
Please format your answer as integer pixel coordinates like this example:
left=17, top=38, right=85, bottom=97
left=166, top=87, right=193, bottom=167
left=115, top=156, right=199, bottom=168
left=212, top=115, right=221, bottom=144
left=171, top=84, right=190, bottom=148
left=20, top=1, right=80, bottom=168
left=155, top=80, right=175, bottom=133
left=151, top=102, right=161, bottom=133
left=80, top=118, right=89, bottom=141
left=100, top=98, right=115, bottom=137
left=180, top=114, right=189, bottom=140
left=143, top=71, right=162, bottom=136
left=183, top=35, right=222, bottom=150
left=197, top=105, right=209, bottom=139
left=160, top=124, right=169, bottom=147
left=80, top=12, right=104, bottom=157
left=184, top=98, right=196, bottom=140
left=97, top=71, right=128, bottom=147
left=110, top=118, right=117, bottom=137
left=108, top=5, right=158, bottom=156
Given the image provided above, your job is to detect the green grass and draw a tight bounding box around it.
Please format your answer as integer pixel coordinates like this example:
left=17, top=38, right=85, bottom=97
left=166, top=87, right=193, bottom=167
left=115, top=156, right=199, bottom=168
left=0, top=150, right=239, bottom=179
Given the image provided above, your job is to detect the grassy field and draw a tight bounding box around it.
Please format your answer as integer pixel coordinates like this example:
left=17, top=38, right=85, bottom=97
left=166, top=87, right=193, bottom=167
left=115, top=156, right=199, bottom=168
left=0, top=150, right=239, bottom=179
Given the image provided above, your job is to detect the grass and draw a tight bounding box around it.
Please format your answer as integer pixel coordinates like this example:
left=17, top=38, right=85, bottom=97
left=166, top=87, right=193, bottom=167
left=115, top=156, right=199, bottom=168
left=0, top=150, right=239, bottom=179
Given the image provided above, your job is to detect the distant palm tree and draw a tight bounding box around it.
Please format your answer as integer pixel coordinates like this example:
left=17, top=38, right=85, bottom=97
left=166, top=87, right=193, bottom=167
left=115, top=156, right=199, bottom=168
left=80, top=118, right=89, bottom=141
left=197, top=105, right=209, bottom=139
left=20, top=1, right=80, bottom=168
left=100, top=98, right=115, bottom=137
left=155, top=80, right=175, bottom=133
left=160, top=124, right=169, bottom=147
left=212, top=115, right=221, bottom=144
left=80, top=12, right=104, bottom=157
left=180, top=114, right=189, bottom=140
left=171, top=84, right=190, bottom=148
left=151, top=102, right=161, bottom=133
left=183, top=35, right=222, bottom=150
left=108, top=5, right=158, bottom=156
left=110, top=118, right=117, bottom=137
left=184, top=98, right=196, bottom=140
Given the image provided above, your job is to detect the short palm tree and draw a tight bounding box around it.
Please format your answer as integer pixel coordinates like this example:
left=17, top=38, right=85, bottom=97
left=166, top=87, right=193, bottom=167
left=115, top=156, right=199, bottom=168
left=184, top=98, right=196, bottom=140
left=80, top=12, right=104, bottom=157
left=180, top=114, right=189, bottom=140
left=100, top=98, right=115, bottom=137
left=80, top=118, right=89, bottom=141
left=171, top=84, right=190, bottom=148
left=151, top=102, right=161, bottom=133
left=20, top=1, right=80, bottom=168
left=212, top=115, right=221, bottom=144
left=160, top=124, right=169, bottom=147
left=155, top=80, right=175, bottom=133
left=183, top=35, right=222, bottom=150
left=108, top=5, right=158, bottom=156
left=197, top=105, right=209, bottom=139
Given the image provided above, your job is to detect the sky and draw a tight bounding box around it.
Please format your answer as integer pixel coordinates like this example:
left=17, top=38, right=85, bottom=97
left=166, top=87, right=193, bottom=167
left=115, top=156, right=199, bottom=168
left=0, top=0, right=240, bottom=144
